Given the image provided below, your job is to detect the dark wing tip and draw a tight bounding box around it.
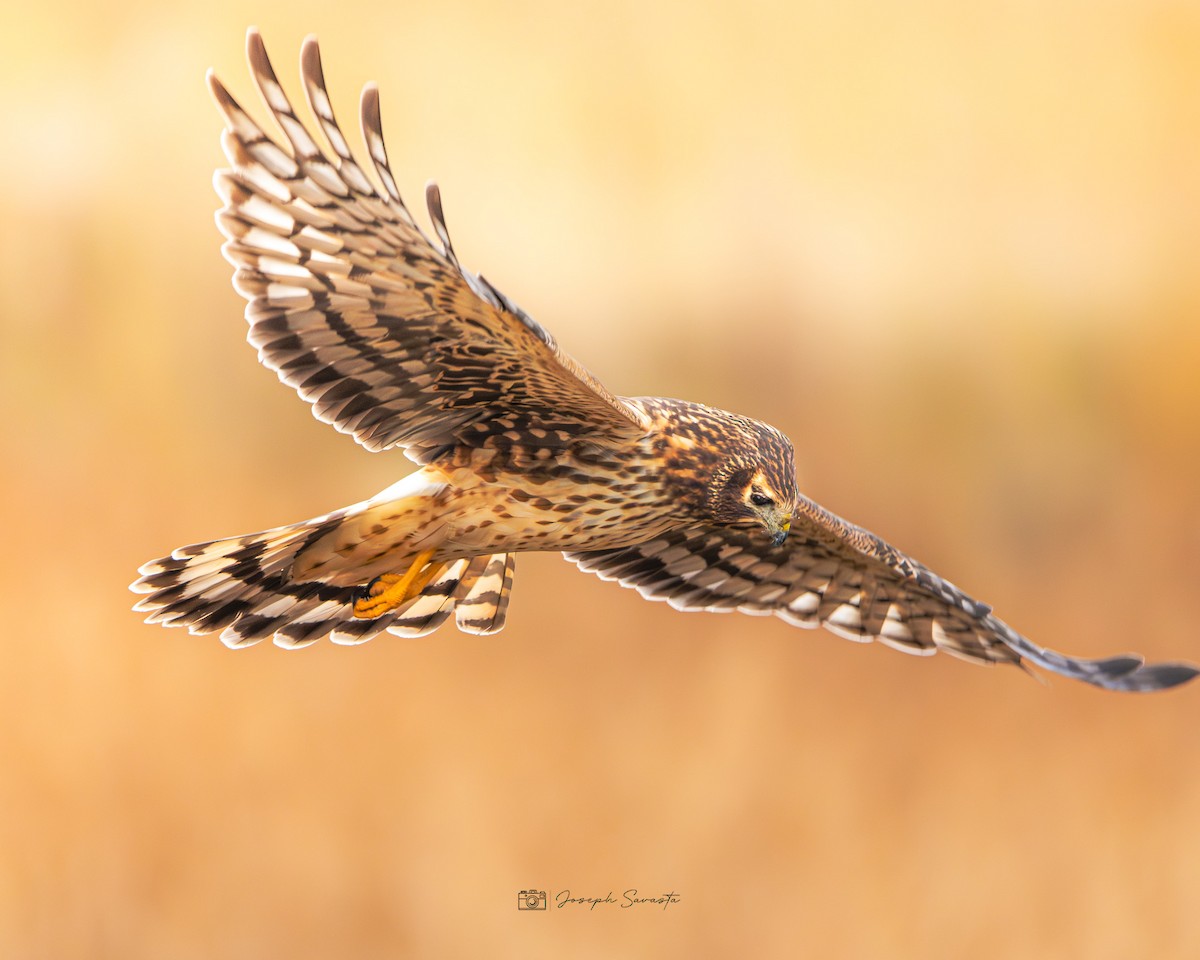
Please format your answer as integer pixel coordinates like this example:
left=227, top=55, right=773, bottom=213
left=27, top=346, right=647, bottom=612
left=204, top=67, right=224, bottom=99
left=360, top=81, right=381, bottom=124
left=425, top=180, right=445, bottom=225
left=997, top=624, right=1199, bottom=692
left=1100, top=660, right=1200, bottom=692
left=299, top=34, right=324, bottom=86
left=245, top=26, right=269, bottom=71
left=206, top=67, right=243, bottom=124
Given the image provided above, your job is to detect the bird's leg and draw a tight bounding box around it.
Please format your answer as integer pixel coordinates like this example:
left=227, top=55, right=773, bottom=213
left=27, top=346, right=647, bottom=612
left=352, top=548, right=444, bottom=619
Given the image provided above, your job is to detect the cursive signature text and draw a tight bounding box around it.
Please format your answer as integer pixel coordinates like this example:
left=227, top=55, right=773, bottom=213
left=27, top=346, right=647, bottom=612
left=554, top=889, right=681, bottom=911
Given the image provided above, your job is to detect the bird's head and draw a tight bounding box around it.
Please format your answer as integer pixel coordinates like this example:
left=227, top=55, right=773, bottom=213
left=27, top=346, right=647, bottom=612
left=706, top=420, right=798, bottom=547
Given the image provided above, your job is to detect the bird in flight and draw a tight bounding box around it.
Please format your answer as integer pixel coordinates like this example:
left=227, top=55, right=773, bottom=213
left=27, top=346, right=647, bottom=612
left=132, top=30, right=1197, bottom=692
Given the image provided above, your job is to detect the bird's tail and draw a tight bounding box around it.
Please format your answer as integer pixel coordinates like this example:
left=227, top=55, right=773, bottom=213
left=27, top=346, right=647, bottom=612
left=131, top=510, right=516, bottom=648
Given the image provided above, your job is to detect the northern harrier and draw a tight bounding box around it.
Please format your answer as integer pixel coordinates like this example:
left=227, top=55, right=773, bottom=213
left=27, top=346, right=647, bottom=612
left=132, top=31, right=1198, bottom=692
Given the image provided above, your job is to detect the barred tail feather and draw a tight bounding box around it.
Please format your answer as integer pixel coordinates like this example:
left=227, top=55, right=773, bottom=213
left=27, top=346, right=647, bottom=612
left=132, top=519, right=517, bottom=647
left=381, top=558, right=471, bottom=639
left=454, top=553, right=516, bottom=635
left=133, top=518, right=342, bottom=643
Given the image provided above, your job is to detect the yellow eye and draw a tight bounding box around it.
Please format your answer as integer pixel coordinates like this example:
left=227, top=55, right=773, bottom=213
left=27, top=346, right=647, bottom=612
left=749, top=492, right=774, bottom=507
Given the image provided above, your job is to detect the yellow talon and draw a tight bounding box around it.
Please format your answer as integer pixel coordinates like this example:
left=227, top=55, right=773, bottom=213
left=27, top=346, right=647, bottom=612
left=352, top=548, right=443, bottom=619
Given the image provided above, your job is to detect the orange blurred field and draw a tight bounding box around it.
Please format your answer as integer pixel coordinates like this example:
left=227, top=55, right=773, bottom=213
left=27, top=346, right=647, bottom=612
left=2, top=2, right=1199, bottom=957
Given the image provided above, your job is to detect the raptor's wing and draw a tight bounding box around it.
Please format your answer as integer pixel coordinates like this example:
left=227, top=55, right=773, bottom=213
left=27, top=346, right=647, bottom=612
left=209, top=30, right=649, bottom=463
left=565, top=495, right=1199, bottom=692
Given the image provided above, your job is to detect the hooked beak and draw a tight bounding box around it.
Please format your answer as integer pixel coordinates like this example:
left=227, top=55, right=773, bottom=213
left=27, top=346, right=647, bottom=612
left=770, top=516, right=792, bottom=547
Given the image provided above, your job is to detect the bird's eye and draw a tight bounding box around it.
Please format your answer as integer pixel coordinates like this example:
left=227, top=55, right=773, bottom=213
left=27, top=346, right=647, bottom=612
left=749, top=492, right=774, bottom=508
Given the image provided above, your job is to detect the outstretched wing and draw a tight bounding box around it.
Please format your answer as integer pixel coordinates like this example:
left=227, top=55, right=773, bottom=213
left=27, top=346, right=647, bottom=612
left=565, top=495, right=1199, bottom=692
left=208, top=30, right=649, bottom=462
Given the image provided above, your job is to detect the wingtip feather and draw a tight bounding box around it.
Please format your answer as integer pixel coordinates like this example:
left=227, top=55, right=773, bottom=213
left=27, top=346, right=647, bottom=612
left=245, top=26, right=268, bottom=71
left=300, top=35, right=324, bottom=85
left=425, top=181, right=458, bottom=264
left=998, top=624, right=1200, bottom=692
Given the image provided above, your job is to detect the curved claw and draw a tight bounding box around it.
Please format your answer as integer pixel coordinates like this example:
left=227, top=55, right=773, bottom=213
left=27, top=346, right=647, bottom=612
left=353, top=549, right=443, bottom=619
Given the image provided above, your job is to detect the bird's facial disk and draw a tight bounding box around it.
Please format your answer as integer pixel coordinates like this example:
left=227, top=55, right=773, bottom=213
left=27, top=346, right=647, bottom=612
left=743, top=474, right=792, bottom=546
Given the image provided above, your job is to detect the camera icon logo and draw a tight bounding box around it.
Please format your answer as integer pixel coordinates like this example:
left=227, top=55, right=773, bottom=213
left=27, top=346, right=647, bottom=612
left=517, top=889, right=548, bottom=911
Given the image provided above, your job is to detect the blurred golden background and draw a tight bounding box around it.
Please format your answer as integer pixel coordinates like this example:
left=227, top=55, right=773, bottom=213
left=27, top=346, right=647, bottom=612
left=2, top=1, right=1199, bottom=956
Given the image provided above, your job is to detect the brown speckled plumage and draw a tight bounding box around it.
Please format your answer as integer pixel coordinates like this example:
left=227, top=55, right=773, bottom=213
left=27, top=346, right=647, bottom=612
left=131, top=31, right=1197, bottom=692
